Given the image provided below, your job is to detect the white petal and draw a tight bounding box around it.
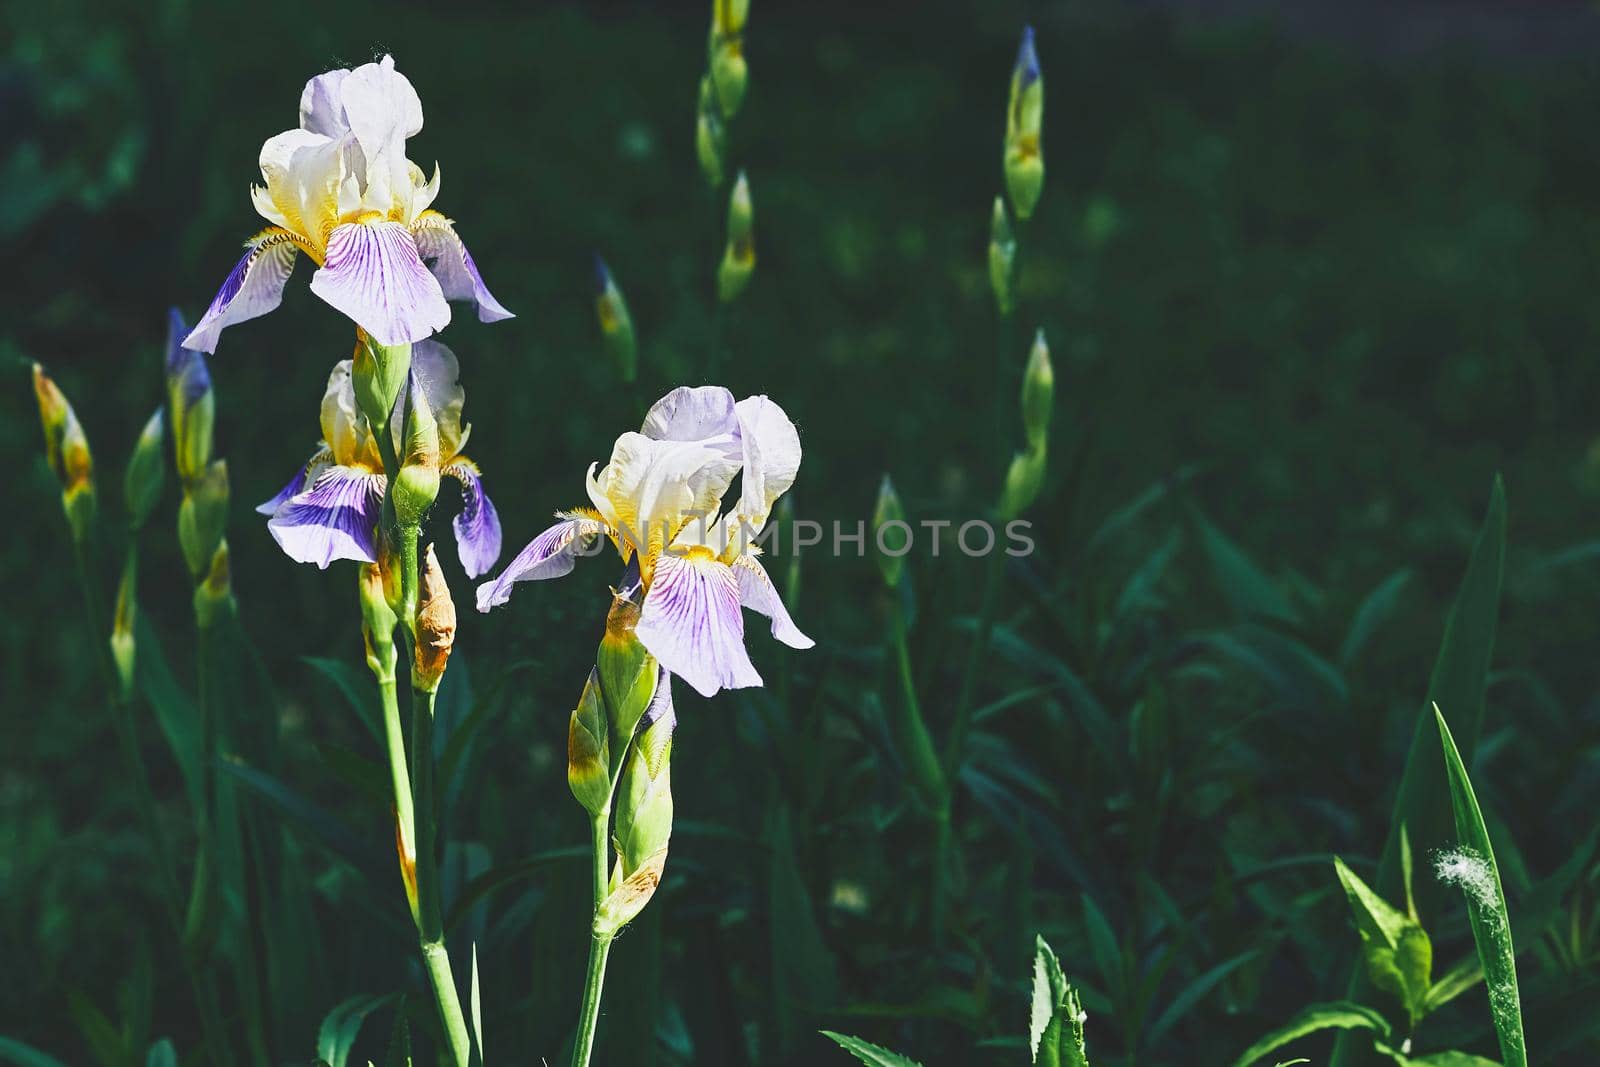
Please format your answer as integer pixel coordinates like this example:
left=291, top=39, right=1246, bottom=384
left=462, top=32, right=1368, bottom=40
left=637, top=551, right=762, bottom=698
left=309, top=222, right=450, bottom=345
left=733, top=555, right=813, bottom=649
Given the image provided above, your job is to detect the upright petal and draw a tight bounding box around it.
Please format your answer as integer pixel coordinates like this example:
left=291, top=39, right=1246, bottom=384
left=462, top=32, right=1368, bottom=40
left=338, top=55, right=423, bottom=215
left=400, top=340, right=467, bottom=457
left=412, top=212, right=514, bottom=323
left=733, top=394, right=801, bottom=530
left=640, top=385, right=738, bottom=442
left=299, top=68, right=352, bottom=137
left=475, top=511, right=608, bottom=612
left=266, top=465, right=385, bottom=568
left=596, top=432, right=741, bottom=564
left=255, top=128, right=351, bottom=245
left=309, top=221, right=450, bottom=346
left=732, top=555, right=814, bottom=649
left=319, top=360, right=375, bottom=467
left=636, top=549, right=762, bottom=698
left=182, top=229, right=304, bottom=353
left=256, top=447, right=332, bottom=516
left=444, top=460, right=501, bottom=579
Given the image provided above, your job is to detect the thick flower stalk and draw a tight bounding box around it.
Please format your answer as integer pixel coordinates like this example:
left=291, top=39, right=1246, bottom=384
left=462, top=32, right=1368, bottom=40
left=477, top=384, right=813, bottom=697
left=258, top=339, right=501, bottom=578
left=183, top=55, right=512, bottom=354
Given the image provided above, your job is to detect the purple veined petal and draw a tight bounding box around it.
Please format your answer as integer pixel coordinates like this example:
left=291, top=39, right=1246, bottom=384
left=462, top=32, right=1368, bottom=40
left=182, top=229, right=304, bottom=353
left=256, top=448, right=333, bottom=517
left=475, top=512, right=608, bottom=612
left=266, top=464, right=385, bottom=569
left=731, top=555, right=814, bottom=650
left=411, top=211, right=514, bottom=323
left=444, top=460, right=502, bottom=579
left=640, top=385, right=739, bottom=442
left=636, top=550, right=762, bottom=699
left=309, top=221, right=450, bottom=346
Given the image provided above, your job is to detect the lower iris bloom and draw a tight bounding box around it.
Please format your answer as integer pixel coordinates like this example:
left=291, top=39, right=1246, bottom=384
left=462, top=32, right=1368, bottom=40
left=260, top=340, right=501, bottom=575
left=477, top=385, right=813, bottom=697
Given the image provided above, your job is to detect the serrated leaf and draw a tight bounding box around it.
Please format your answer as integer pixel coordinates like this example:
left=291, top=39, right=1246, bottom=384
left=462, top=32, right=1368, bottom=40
left=820, top=1031, right=924, bottom=1066
left=1228, top=1001, right=1391, bottom=1067
left=1031, top=936, right=1066, bottom=1063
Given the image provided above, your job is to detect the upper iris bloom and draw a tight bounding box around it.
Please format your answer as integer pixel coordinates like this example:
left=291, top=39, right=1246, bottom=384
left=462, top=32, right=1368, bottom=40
left=260, top=340, right=501, bottom=575
left=477, top=385, right=813, bottom=698
left=183, top=55, right=512, bottom=354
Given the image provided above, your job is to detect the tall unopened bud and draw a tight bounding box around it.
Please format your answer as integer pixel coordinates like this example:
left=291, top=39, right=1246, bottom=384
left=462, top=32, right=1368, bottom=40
left=871, top=475, right=908, bottom=589
left=393, top=371, right=441, bottom=527
left=598, top=672, right=675, bottom=936
left=110, top=554, right=138, bottom=701
left=351, top=334, right=413, bottom=435
left=593, top=256, right=638, bottom=384
left=998, top=446, right=1046, bottom=522
left=1021, top=328, right=1053, bottom=452
left=717, top=170, right=756, bottom=303
left=1003, top=26, right=1044, bottom=220
left=178, top=459, right=229, bottom=579
left=598, top=590, right=657, bottom=764
left=695, top=75, right=727, bottom=189
left=33, top=363, right=96, bottom=544
left=165, top=310, right=215, bottom=487
left=708, top=0, right=750, bottom=118
left=124, top=409, right=166, bottom=531
left=412, top=544, right=456, bottom=693
left=568, top=669, right=611, bottom=816
left=988, top=196, right=1017, bottom=316
left=359, top=561, right=398, bottom=680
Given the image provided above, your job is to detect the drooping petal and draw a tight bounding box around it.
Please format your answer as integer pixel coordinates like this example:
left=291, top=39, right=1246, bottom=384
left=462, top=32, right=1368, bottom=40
left=640, top=385, right=738, bottom=442
left=256, top=447, right=333, bottom=516
left=444, top=460, right=502, bottom=579
left=182, top=229, right=304, bottom=353
left=732, top=555, right=814, bottom=649
left=266, top=465, right=385, bottom=569
left=733, top=394, right=801, bottom=531
left=636, top=549, right=762, bottom=698
left=411, top=211, right=514, bottom=323
left=309, top=221, right=450, bottom=346
left=475, top=511, right=609, bottom=612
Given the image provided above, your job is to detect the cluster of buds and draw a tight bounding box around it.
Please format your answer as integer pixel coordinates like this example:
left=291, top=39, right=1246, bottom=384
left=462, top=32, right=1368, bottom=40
left=32, top=365, right=97, bottom=545
left=592, top=257, right=637, bottom=384
left=999, top=330, right=1054, bottom=520
left=167, top=312, right=233, bottom=615
left=696, top=0, right=750, bottom=189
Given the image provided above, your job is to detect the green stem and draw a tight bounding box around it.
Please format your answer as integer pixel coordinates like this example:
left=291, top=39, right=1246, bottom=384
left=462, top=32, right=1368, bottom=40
left=944, top=544, right=1005, bottom=777
left=376, top=670, right=420, bottom=928
left=571, top=810, right=616, bottom=1067
left=72, top=539, right=234, bottom=1064
left=885, top=602, right=949, bottom=943
left=413, top=679, right=471, bottom=1066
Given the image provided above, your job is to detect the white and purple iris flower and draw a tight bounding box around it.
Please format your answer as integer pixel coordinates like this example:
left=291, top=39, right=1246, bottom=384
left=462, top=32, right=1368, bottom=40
left=183, top=55, right=512, bottom=354
left=260, top=340, right=501, bottom=576
left=476, top=385, right=813, bottom=698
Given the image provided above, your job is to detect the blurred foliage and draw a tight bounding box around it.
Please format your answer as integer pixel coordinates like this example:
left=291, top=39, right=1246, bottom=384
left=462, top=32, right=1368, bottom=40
left=4, top=1, right=1600, bottom=1065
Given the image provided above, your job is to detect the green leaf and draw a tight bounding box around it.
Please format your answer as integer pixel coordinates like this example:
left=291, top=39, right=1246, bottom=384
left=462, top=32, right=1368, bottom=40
left=469, top=944, right=483, bottom=1064
left=1147, top=949, right=1259, bottom=1043
left=820, top=1032, right=924, bottom=1067
left=1423, top=957, right=1484, bottom=1014
left=1192, top=508, right=1301, bottom=625
left=134, top=612, right=203, bottom=814
left=143, top=1040, right=176, bottom=1067
left=317, top=993, right=395, bottom=1067
left=1080, top=894, right=1122, bottom=1000
left=0, top=1037, right=70, bottom=1067
left=1435, top=706, right=1527, bottom=1067
left=1031, top=936, right=1067, bottom=1065
left=1334, top=857, right=1409, bottom=950
left=1339, top=568, right=1414, bottom=668
left=1228, top=1001, right=1391, bottom=1067
left=1407, top=1053, right=1503, bottom=1066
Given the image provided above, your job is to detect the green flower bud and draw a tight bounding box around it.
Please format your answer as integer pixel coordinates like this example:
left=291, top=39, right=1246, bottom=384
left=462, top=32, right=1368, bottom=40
left=165, top=315, right=215, bottom=488
left=393, top=373, right=441, bottom=528
left=593, top=256, right=638, bottom=384
left=352, top=335, right=413, bottom=435
left=1003, top=26, right=1044, bottom=220
left=717, top=170, right=756, bottom=303
left=192, top=540, right=234, bottom=629
left=872, top=475, right=908, bottom=589
left=695, top=75, right=727, bottom=189
left=1021, top=328, right=1053, bottom=453
left=358, top=561, right=398, bottom=681
left=597, top=593, right=658, bottom=766
left=708, top=0, right=750, bottom=119
left=988, top=196, right=1017, bottom=316
left=612, top=679, right=674, bottom=879
left=568, top=669, right=611, bottom=816
left=33, top=363, right=97, bottom=544
left=110, top=553, right=137, bottom=702
left=998, top=445, right=1046, bottom=522
left=178, top=459, right=229, bottom=579
left=124, top=409, right=165, bottom=531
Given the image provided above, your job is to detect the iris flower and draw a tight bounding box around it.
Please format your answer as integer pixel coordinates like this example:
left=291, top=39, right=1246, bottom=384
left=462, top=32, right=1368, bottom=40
left=477, top=385, right=813, bottom=697
left=260, top=340, right=501, bottom=575
left=183, top=54, right=511, bottom=354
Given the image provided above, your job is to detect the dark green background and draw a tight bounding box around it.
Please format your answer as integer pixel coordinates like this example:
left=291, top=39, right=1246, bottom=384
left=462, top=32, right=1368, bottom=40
left=5, top=1, right=1599, bottom=1063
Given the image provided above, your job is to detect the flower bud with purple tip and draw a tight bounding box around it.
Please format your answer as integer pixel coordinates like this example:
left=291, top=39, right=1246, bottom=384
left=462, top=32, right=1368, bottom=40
left=1003, top=26, right=1044, bottom=220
